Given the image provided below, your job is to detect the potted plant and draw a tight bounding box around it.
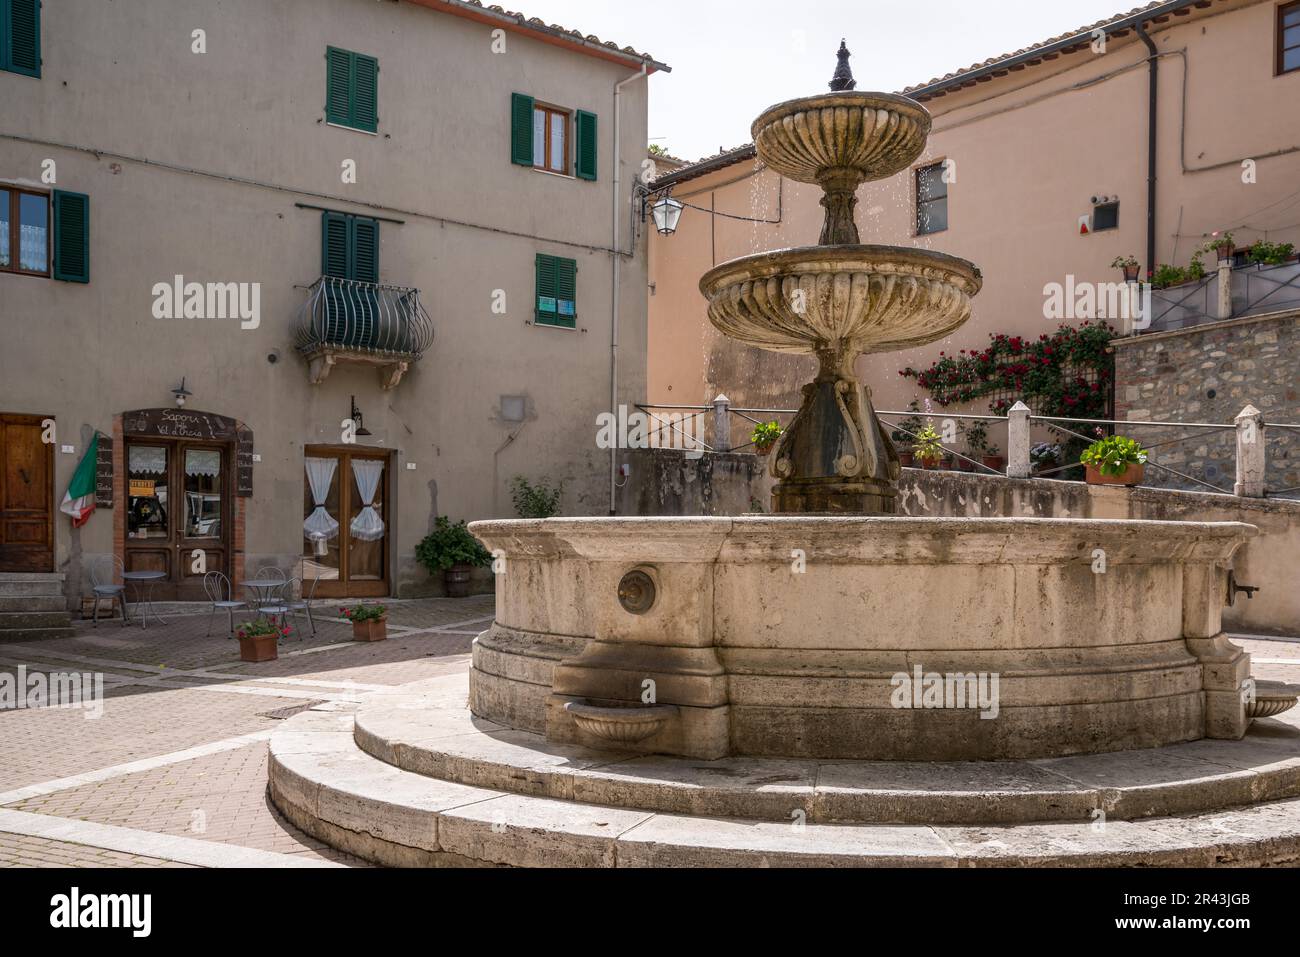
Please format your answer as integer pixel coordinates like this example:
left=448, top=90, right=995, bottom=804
left=1080, top=435, right=1148, bottom=486
left=1202, top=231, right=1235, bottom=264
left=415, top=516, right=492, bottom=598
left=1246, top=241, right=1297, bottom=266
left=750, top=421, right=783, bottom=455
left=342, top=603, right=388, bottom=641
left=912, top=423, right=944, bottom=470
left=981, top=442, right=1005, bottom=472
left=1030, top=442, right=1062, bottom=477
left=962, top=420, right=989, bottom=470
left=891, top=401, right=924, bottom=467
left=234, top=618, right=288, bottom=662
left=1110, top=255, right=1140, bottom=282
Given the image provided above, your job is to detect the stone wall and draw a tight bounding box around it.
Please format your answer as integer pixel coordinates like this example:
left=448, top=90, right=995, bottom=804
left=616, top=448, right=773, bottom=516
left=1113, top=309, right=1300, bottom=494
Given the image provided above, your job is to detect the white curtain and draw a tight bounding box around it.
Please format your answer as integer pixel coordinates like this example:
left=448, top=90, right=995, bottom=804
left=303, top=457, right=340, bottom=542
left=184, top=450, right=222, bottom=477
left=350, top=459, right=385, bottom=541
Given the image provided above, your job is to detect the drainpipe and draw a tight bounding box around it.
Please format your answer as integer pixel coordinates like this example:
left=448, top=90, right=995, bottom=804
left=611, top=64, right=648, bottom=515
left=1137, top=22, right=1158, bottom=279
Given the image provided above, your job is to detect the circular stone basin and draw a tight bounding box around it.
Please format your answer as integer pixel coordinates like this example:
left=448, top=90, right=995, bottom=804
left=1250, top=681, right=1300, bottom=719
left=564, top=701, right=680, bottom=745
left=469, top=516, right=1257, bottom=762
left=751, top=91, right=931, bottom=184
left=698, top=245, right=982, bottom=356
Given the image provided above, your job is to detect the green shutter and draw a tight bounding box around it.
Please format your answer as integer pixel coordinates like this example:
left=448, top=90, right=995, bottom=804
left=535, top=254, right=557, bottom=323
left=325, top=48, right=352, bottom=126
left=351, top=217, right=379, bottom=283
left=575, top=111, right=597, bottom=181
left=321, top=211, right=350, bottom=278
left=352, top=54, right=378, bottom=133
left=52, top=190, right=89, bottom=283
left=3, top=0, right=40, bottom=78
left=511, top=93, right=535, bottom=166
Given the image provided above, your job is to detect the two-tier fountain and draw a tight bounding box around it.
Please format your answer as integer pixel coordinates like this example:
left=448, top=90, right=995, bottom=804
left=465, top=44, right=1258, bottom=763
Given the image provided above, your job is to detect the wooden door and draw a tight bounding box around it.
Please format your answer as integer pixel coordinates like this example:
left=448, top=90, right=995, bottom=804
left=0, top=413, right=54, bottom=572
left=302, top=447, right=389, bottom=598
left=124, top=439, right=230, bottom=600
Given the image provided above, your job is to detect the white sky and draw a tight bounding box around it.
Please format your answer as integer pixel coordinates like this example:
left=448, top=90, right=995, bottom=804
left=516, top=0, right=1139, bottom=160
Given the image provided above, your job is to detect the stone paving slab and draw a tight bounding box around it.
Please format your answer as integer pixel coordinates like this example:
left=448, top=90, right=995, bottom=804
left=0, top=832, right=196, bottom=868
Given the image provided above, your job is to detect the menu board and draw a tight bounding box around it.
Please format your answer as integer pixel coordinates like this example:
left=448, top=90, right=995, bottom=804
left=236, top=429, right=255, bottom=497
left=94, top=433, right=114, bottom=508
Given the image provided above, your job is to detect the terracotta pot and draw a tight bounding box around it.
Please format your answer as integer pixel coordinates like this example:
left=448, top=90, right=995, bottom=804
left=352, top=617, right=388, bottom=642
left=940, top=455, right=955, bottom=471
left=897, top=451, right=914, bottom=467
left=754, top=442, right=774, bottom=456
left=238, top=633, right=279, bottom=662
left=920, top=456, right=941, bottom=470
left=982, top=455, right=1006, bottom=472
left=1215, top=244, right=1235, bottom=264
left=1122, top=264, right=1140, bottom=282
left=1085, top=463, right=1145, bottom=487
left=957, top=457, right=975, bottom=472
left=444, top=564, right=473, bottom=598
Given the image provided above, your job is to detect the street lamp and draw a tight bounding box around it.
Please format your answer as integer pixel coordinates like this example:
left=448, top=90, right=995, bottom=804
left=651, top=192, right=684, bottom=235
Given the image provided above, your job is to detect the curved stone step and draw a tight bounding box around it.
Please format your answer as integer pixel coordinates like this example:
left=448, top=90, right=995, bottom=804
left=352, top=674, right=1300, bottom=826
left=270, top=702, right=1300, bottom=868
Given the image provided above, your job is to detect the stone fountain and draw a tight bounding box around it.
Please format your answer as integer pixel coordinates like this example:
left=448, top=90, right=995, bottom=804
left=267, top=45, right=1300, bottom=868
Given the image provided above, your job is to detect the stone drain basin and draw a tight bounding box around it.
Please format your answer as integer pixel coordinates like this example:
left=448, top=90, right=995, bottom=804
left=564, top=701, right=681, bottom=745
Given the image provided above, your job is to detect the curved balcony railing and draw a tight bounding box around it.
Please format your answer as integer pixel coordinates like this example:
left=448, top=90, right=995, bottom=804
left=296, top=276, right=434, bottom=359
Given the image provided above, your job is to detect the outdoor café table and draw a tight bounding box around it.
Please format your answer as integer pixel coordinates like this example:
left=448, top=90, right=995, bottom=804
left=241, top=579, right=286, bottom=617
left=120, top=570, right=168, bottom=630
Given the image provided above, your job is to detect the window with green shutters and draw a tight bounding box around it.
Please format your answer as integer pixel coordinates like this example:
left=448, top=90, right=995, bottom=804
left=321, top=212, right=380, bottom=347
left=325, top=47, right=378, bottom=133
left=535, top=254, right=577, bottom=328
left=511, top=93, right=597, bottom=181
left=52, top=191, right=89, bottom=283
left=1, top=0, right=41, bottom=78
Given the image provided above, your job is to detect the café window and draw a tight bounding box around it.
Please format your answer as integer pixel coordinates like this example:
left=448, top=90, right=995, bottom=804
left=184, top=449, right=223, bottom=539
left=127, top=446, right=169, bottom=539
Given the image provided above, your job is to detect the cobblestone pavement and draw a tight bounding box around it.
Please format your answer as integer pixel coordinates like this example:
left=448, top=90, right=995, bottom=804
left=0, top=607, right=1296, bottom=868
left=0, top=596, right=493, bottom=868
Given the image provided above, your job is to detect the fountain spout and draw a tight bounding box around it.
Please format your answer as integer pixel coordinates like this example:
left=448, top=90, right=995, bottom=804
left=829, top=38, right=856, bottom=91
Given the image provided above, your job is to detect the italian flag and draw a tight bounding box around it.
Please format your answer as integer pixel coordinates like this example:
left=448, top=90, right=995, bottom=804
left=60, top=432, right=99, bottom=528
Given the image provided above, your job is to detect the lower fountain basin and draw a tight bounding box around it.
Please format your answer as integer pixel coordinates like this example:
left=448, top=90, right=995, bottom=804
left=469, top=517, right=1258, bottom=762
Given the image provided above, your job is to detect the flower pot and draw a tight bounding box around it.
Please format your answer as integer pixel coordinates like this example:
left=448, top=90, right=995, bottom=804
left=920, top=456, right=941, bottom=470
left=1085, top=463, right=1145, bottom=487
left=238, top=634, right=279, bottom=662
left=352, top=617, right=387, bottom=642
left=897, top=451, right=914, bottom=467
left=982, top=455, right=1006, bottom=472
left=754, top=442, right=774, bottom=456
left=444, top=564, right=473, bottom=598
left=1122, top=265, right=1140, bottom=282
left=940, top=455, right=955, bottom=471
left=1216, top=245, right=1235, bottom=264
left=957, top=457, right=975, bottom=472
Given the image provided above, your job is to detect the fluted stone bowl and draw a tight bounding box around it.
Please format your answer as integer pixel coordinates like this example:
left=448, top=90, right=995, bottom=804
left=752, top=92, right=931, bottom=185
left=699, top=245, right=983, bottom=357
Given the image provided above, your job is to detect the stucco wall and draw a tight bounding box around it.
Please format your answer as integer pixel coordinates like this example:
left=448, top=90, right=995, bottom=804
left=0, top=0, right=655, bottom=597
left=648, top=0, right=1300, bottom=420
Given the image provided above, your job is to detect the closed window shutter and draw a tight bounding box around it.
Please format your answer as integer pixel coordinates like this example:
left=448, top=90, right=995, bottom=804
left=555, top=257, right=577, bottom=327
left=575, top=111, right=597, bottom=181
left=535, top=254, right=557, bottom=323
left=52, top=190, right=89, bottom=283
left=321, top=211, right=350, bottom=278
left=4, top=0, right=40, bottom=77
left=351, top=218, right=380, bottom=282
left=511, top=93, right=535, bottom=166
left=325, top=48, right=352, bottom=126
left=352, top=54, right=378, bottom=133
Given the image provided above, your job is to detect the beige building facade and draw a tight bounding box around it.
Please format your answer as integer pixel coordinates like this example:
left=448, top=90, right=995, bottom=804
left=0, top=0, right=665, bottom=599
left=648, top=0, right=1300, bottom=422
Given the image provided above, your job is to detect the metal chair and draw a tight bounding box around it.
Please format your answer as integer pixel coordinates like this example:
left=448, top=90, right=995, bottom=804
left=282, top=574, right=320, bottom=637
left=203, top=571, right=247, bottom=637
left=256, top=577, right=293, bottom=633
left=247, top=565, right=286, bottom=613
left=88, top=555, right=128, bottom=627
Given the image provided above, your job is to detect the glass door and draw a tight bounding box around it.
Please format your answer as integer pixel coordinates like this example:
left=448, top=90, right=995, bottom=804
left=303, top=448, right=389, bottom=598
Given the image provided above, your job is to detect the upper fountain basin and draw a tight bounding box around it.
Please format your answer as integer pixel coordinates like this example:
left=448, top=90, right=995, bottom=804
left=699, top=244, right=982, bottom=356
left=751, top=92, right=932, bottom=185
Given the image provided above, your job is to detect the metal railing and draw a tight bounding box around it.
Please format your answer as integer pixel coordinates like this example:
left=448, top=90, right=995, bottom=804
left=295, top=276, right=435, bottom=358
left=1145, top=259, right=1300, bottom=334
left=635, top=397, right=1300, bottom=501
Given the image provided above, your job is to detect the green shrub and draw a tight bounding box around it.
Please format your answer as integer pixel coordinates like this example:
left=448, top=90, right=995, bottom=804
left=1080, top=435, right=1147, bottom=476
left=509, top=476, right=564, bottom=518
left=415, top=516, right=491, bottom=572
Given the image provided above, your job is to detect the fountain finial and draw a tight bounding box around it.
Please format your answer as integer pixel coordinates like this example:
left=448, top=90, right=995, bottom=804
left=829, top=39, right=856, bottom=91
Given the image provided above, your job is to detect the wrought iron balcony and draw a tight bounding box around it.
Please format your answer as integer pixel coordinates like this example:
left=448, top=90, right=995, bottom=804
left=295, top=276, right=434, bottom=389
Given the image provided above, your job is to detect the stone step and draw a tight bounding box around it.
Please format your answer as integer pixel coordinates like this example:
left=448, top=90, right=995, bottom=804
left=0, top=626, right=77, bottom=643
left=0, top=596, right=66, bottom=613
left=352, top=675, right=1300, bottom=826
left=0, top=580, right=66, bottom=599
left=0, top=573, right=64, bottom=582
left=0, top=611, right=74, bottom=630
left=269, top=704, right=1300, bottom=868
